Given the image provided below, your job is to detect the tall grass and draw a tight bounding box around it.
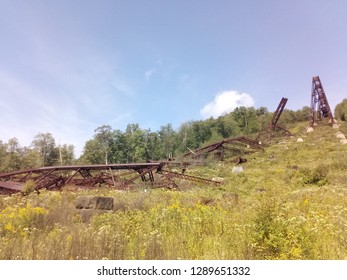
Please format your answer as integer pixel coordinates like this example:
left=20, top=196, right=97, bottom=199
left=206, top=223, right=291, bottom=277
left=0, top=122, right=347, bottom=259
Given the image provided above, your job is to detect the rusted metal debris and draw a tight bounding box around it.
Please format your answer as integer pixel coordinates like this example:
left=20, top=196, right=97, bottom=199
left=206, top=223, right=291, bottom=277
left=160, top=169, right=221, bottom=186
left=0, top=162, right=221, bottom=194
left=310, top=76, right=335, bottom=127
left=183, top=136, right=263, bottom=160
left=257, top=97, right=292, bottom=141
left=183, top=97, right=291, bottom=161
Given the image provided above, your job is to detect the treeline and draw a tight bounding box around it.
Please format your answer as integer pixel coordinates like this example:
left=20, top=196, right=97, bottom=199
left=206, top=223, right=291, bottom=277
left=81, top=106, right=267, bottom=164
left=335, top=99, right=347, bottom=121
left=80, top=106, right=311, bottom=164
left=0, top=133, right=74, bottom=173
left=0, top=105, right=312, bottom=172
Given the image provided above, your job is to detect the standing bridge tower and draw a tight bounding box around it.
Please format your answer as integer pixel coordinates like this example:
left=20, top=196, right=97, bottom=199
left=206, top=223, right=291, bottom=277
left=309, top=76, right=335, bottom=127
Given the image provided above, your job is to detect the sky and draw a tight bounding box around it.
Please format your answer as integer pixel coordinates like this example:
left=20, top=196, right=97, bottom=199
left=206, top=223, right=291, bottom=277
left=1, top=0, right=347, bottom=156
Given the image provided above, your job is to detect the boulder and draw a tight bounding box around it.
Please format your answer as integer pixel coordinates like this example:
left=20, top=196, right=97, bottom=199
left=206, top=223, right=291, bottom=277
left=297, top=138, right=304, bottom=142
left=232, top=166, right=244, bottom=174
left=336, top=132, right=346, bottom=139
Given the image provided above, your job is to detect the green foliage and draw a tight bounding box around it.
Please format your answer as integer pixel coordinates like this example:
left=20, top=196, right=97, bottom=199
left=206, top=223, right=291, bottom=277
left=300, top=165, right=329, bottom=186
left=94, top=125, right=113, bottom=164
left=23, top=180, right=36, bottom=195
left=335, top=99, right=347, bottom=121
left=2, top=120, right=347, bottom=259
left=79, top=139, right=105, bottom=164
left=0, top=104, right=317, bottom=170
left=0, top=203, right=48, bottom=238
left=78, top=106, right=285, bottom=163
left=2, top=101, right=347, bottom=260
left=31, top=132, right=58, bottom=166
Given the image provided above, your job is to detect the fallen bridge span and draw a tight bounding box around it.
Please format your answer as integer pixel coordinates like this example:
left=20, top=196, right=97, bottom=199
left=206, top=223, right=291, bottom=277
left=0, top=162, right=221, bottom=194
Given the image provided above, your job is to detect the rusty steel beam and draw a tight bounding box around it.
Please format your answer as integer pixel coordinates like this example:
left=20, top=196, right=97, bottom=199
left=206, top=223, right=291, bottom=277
left=160, top=169, right=221, bottom=186
left=256, top=97, right=291, bottom=141
left=184, top=97, right=291, bottom=161
left=270, top=97, right=288, bottom=130
left=0, top=161, right=219, bottom=194
left=0, top=162, right=165, bottom=193
left=183, top=136, right=262, bottom=159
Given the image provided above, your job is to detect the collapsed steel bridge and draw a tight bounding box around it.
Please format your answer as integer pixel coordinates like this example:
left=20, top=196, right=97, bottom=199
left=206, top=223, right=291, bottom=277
left=184, top=97, right=290, bottom=160
left=183, top=136, right=263, bottom=160
left=256, top=97, right=292, bottom=141
left=0, top=162, right=221, bottom=195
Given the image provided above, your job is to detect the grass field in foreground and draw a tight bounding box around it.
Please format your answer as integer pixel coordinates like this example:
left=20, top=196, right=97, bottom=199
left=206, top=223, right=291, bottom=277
left=0, top=122, right=346, bottom=259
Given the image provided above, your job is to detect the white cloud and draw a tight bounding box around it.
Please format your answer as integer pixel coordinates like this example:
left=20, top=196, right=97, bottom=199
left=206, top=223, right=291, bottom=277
left=200, top=90, right=255, bottom=119
left=144, top=68, right=156, bottom=82
left=144, top=59, right=163, bottom=82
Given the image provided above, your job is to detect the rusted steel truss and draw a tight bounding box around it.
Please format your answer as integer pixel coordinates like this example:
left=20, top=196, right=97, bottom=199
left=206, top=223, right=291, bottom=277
left=183, top=136, right=263, bottom=160
left=0, top=162, right=221, bottom=194
left=257, top=97, right=291, bottom=140
left=160, top=169, right=221, bottom=186
left=184, top=97, right=291, bottom=161
left=269, top=97, right=288, bottom=131
left=310, top=76, right=335, bottom=126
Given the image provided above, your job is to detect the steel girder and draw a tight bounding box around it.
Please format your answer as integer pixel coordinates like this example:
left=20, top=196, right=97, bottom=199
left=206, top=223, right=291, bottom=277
left=0, top=162, right=220, bottom=194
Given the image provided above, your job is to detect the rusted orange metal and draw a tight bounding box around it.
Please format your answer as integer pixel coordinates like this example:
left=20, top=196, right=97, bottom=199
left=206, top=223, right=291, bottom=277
left=0, top=161, right=220, bottom=194
left=310, top=76, right=335, bottom=126
left=183, top=136, right=263, bottom=160
left=257, top=97, right=291, bottom=140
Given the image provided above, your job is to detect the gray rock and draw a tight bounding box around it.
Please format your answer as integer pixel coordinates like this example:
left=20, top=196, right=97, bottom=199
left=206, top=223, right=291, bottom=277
left=75, top=196, right=95, bottom=209
left=232, top=166, right=244, bottom=174
left=336, top=132, right=346, bottom=139
left=94, top=196, right=114, bottom=210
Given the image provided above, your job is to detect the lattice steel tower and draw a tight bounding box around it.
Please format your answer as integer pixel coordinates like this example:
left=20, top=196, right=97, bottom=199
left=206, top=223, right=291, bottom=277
left=309, top=76, right=335, bottom=127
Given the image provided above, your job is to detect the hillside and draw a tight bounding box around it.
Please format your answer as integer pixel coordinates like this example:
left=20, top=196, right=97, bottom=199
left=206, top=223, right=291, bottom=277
left=0, top=121, right=346, bottom=260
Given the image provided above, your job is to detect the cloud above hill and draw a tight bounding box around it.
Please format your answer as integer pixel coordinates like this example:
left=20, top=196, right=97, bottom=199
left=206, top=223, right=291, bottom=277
left=200, top=90, right=255, bottom=119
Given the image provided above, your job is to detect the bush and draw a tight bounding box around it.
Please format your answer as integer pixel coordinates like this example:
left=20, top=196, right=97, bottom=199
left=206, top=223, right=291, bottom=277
left=23, top=179, right=36, bottom=195
left=300, top=165, right=329, bottom=186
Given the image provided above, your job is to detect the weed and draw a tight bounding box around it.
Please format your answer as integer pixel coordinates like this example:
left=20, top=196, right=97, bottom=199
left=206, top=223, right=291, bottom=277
left=1, top=123, right=347, bottom=259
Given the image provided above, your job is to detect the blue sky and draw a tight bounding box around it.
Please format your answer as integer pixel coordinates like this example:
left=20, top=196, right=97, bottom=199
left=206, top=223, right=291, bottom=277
left=1, top=0, right=347, bottom=156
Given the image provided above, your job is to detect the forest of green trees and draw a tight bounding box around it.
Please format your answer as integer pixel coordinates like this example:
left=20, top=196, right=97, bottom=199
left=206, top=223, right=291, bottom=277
left=0, top=103, right=337, bottom=173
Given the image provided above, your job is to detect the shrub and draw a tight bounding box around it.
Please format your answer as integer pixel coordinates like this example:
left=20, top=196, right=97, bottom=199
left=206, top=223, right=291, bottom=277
left=300, top=165, right=329, bottom=186
left=0, top=204, right=47, bottom=237
left=22, top=179, right=36, bottom=195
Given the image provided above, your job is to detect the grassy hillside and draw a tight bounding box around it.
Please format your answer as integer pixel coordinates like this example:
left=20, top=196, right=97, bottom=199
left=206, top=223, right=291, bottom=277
left=0, top=121, right=346, bottom=260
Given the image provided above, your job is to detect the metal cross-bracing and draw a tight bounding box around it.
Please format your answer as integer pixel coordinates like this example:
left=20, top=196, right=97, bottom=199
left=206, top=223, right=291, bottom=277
left=257, top=97, right=292, bottom=141
left=269, top=97, right=288, bottom=131
left=310, top=76, right=335, bottom=127
left=183, top=136, right=263, bottom=161
left=0, top=162, right=221, bottom=194
left=160, top=169, right=221, bottom=186
left=184, top=97, right=291, bottom=161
